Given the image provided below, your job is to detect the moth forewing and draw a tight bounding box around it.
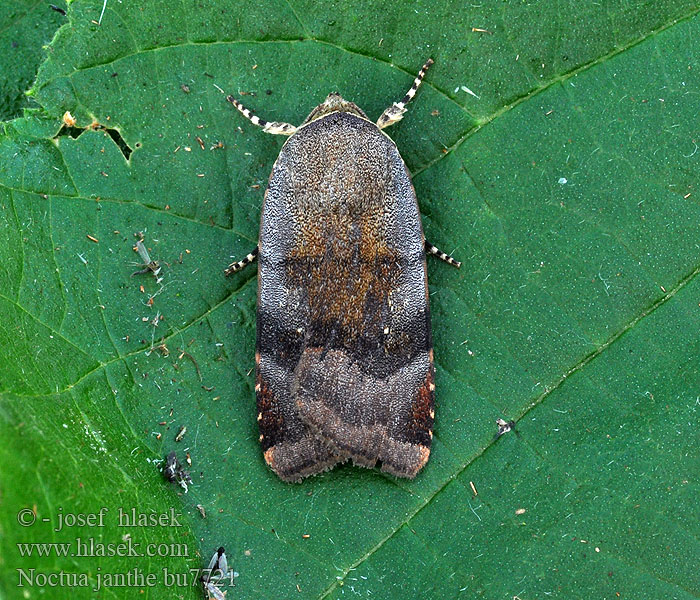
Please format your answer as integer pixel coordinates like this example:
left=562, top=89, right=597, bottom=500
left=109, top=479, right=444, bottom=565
left=226, top=59, right=460, bottom=482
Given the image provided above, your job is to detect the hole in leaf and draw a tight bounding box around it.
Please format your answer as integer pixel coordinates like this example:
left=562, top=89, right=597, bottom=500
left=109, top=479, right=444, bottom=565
left=54, top=123, right=135, bottom=160
left=56, top=125, right=83, bottom=139
left=105, top=127, right=133, bottom=160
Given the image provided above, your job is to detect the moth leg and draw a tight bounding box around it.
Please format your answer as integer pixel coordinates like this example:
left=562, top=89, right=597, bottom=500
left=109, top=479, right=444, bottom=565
left=377, top=58, right=434, bottom=130
left=425, top=240, right=461, bottom=268
left=226, top=96, right=297, bottom=135
left=224, top=246, right=258, bottom=276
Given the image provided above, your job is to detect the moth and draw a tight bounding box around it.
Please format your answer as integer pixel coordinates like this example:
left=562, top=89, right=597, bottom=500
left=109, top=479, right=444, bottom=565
left=226, top=59, right=459, bottom=482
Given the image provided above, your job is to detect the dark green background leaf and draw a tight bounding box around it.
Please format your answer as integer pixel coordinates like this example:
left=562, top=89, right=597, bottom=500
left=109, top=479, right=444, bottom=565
left=1, top=1, right=699, bottom=598
left=0, top=0, right=67, bottom=120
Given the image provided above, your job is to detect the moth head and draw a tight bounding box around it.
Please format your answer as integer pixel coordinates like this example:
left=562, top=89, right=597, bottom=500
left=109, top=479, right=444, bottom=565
left=302, top=93, right=368, bottom=124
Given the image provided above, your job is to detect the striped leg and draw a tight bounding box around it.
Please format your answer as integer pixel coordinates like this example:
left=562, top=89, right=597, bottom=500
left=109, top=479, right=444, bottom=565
left=377, top=58, right=434, bottom=129
left=225, top=247, right=259, bottom=276
left=425, top=240, right=461, bottom=268
left=226, top=96, right=297, bottom=135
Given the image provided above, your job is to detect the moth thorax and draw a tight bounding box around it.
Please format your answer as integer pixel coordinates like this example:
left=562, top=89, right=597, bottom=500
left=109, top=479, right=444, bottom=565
left=302, top=93, right=369, bottom=124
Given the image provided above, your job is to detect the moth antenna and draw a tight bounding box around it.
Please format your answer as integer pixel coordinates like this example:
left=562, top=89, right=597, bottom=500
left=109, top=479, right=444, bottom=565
left=377, top=58, right=434, bottom=129
left=227, top=96, right=297, bottom=135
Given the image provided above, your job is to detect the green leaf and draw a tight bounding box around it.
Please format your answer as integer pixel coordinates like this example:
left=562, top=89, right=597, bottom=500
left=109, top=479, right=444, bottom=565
left=2, top=1, right=699, bottom=599
left=0, top=0, right=67, bottom=120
